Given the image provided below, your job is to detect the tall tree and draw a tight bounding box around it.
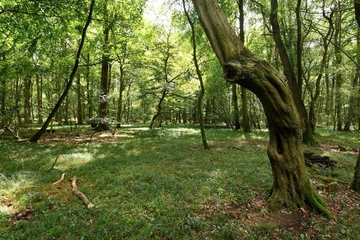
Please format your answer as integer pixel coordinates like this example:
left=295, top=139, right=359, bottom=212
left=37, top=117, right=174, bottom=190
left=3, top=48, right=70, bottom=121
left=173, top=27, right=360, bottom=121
left=191, top=0, right=331, bottom=217
left=30, top=0, right=95, bottom=142
left=238, top=0, right=250, bottom=132
left=182, top=0, right=210, bottom=149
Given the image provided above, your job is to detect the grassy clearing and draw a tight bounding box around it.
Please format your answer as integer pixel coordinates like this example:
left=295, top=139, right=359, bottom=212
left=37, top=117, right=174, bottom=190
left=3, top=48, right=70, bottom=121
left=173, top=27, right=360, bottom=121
left=0, top=125, right=359, bottom=239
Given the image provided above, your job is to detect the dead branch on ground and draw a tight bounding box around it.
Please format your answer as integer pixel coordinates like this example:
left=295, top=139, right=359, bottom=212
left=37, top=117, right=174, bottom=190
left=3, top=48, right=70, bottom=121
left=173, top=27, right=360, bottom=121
left=52, top=173, right=66, bottom=185
left=71, top=176, right=94, bottom=208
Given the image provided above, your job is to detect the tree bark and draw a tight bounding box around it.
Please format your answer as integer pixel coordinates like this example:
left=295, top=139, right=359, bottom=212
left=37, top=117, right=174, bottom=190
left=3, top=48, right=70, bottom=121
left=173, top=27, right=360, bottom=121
left=192, top=0, right=331, bottom=217
left=29, top=0, right=95, bottom=142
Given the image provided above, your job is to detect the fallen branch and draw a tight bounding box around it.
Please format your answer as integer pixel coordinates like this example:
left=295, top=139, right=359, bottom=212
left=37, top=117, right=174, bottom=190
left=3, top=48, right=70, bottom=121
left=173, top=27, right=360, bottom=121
left=48, top=145, right=64, bottom=171
left=52, top=173, right=66, bottom=185
left=2, top=127, right=19, bottom=140
left=304, top=152, right=337, bottom=174
left=71, top=176, right=94, bottom=208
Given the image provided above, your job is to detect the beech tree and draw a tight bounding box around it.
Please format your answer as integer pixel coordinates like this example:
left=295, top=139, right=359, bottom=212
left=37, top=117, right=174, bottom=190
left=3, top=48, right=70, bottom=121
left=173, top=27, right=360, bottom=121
left=191, top=0, right=331, bottom=217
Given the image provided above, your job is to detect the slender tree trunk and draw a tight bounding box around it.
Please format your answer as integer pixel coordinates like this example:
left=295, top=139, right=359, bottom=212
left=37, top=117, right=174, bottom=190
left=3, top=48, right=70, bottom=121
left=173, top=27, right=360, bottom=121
left=29, top=0, right=94, bottom=142
left=77, top=73, right=83, bottom=124
left=334, top=3, right=343, bottom=131
left=237, top=0, right=250, bottom=132
left=14, top=77, right=21, bottom=127
left=23, top=75, right=32, bottom=124
left=270, top=0, right=315, bottom=145
left=36, top=74, right=43, bottom=124
left=191, top=0, right=331, bottom=217
left=307, top=8, right=334, bottom=133
left=344, top=28, right=360, bottom=131
left=149, top=90, right=166, bottom=129
left=85, top=53, right=93, bottom=119
left=116, top=65, right=125, bottom=128
left=183, top=0, right=209, bottom=149
left=232, top=84, right=241, bottom=129
left=98, top=26, right=111, bottom=131
left=1, top=63, right=6, bottom=127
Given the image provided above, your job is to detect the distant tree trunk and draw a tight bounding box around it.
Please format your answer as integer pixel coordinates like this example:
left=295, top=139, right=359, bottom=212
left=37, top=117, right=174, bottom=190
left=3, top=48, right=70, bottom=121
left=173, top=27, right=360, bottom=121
left=98, top=26, right=111, bottom=131
left=344, top=28, right=360, bottom=131
left=85, top=53, right=93, bottom=119
left=238, top=0, right=250, bottom=132
left=192, top=0, right=331, bottom=217
left=36, top=74, right=43, bottom=124
left=76, top=73, right=83, bottom=124
left=1, top=64, right=6, bottom=127
left=64, top=96, right=69, bottom=125
left=23, top=75, right=32, bottom=124
left=270, top=0, right=315, bottom=145
left=232, top=84, right=241, bottom=129
left=306, top=8, right=334, bottom=133
left=116, top=64, right=125, bottom=128
left=183, top=0, right=209, bottom=149
left=29, top=0, right=94, bottom=142
left=334, top=3, right=343, bottom=131
left=149, top=90, right=166, bottom=129
left=15, top=77, right=22, bottom=127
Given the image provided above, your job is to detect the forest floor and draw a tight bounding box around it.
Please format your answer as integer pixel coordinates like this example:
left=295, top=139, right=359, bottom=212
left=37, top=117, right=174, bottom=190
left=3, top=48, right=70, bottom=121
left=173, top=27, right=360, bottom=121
left=0, top=124, right=359, bottom=239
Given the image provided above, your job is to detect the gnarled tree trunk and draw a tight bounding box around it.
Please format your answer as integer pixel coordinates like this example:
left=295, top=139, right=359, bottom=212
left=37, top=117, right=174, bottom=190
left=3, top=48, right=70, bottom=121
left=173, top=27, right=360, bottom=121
left=191, top=0, right=331, bottom=217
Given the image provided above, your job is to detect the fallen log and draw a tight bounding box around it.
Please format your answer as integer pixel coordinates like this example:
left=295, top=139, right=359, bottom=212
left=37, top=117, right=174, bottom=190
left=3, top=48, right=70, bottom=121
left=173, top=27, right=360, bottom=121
left=71, top=176, right=94, bottom=208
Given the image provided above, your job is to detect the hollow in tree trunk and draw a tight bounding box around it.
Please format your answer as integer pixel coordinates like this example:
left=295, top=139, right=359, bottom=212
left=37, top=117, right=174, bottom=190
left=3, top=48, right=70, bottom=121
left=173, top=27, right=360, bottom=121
left=192, top=0, right=331, bottom=217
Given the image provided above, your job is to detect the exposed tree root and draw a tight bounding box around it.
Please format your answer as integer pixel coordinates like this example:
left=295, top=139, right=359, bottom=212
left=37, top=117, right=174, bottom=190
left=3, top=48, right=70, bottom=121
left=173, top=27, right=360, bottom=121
left=267, top=180, right=332, bottom=219
left=71, top=176, right=94, bottom=209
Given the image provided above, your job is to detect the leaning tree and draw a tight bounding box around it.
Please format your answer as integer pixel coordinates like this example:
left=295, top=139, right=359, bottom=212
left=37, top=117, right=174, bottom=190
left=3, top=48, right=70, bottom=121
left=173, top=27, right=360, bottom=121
left=191, top=0, right=331, bottom=217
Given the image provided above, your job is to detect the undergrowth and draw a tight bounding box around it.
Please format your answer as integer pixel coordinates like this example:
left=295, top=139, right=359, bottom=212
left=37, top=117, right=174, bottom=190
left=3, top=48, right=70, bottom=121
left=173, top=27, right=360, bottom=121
left=0, top=125, right=359, bottom=239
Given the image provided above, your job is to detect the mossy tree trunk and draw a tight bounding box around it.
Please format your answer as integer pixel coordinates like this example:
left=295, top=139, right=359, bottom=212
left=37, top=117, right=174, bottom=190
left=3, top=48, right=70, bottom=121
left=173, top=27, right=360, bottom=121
left=192, top=0, right=331, bottom=217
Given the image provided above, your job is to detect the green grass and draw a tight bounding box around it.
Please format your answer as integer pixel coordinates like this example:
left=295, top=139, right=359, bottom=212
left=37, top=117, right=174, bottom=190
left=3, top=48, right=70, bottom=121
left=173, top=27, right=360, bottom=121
left=0, top=125, right=359, bottom=239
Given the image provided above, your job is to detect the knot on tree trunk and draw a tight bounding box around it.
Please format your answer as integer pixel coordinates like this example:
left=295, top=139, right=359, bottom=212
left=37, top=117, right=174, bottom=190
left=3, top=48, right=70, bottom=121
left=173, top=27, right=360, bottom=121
left=224, top=60, right=255, bottom=83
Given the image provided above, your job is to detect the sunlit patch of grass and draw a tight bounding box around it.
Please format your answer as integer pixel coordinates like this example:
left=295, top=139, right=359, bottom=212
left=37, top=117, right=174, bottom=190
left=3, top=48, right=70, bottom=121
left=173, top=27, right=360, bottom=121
left=0, top=171, right=37, bottom=214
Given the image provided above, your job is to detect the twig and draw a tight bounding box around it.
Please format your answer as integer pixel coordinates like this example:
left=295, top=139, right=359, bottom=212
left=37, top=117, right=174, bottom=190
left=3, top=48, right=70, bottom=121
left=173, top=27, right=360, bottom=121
left=48, top=145, right=64, bottom=171
left=71, top=176, right=95, bottom=209
left=52, top=173, right=66, bottom=185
